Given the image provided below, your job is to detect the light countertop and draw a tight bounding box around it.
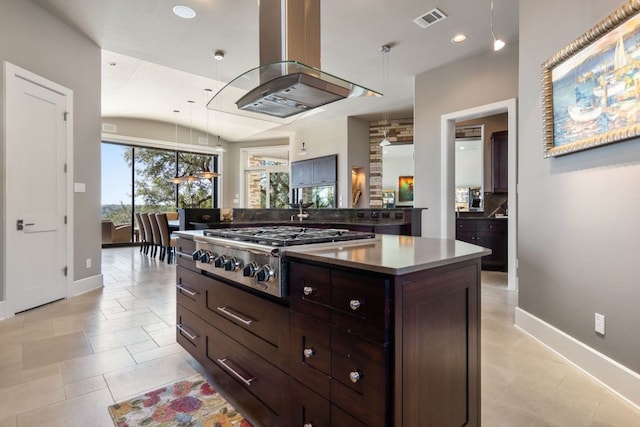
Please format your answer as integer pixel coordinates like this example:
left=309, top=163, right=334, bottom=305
left=285, top=234, right=490, bottom=275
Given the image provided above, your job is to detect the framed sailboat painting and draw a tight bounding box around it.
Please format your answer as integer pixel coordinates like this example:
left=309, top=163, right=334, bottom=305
left=542, top=0, right=640, bottom=157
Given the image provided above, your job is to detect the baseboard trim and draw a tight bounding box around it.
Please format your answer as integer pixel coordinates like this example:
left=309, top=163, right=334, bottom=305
left=515, top=307, right=640, bottom=410
left=69, top=274, right=103, bottom=297
left=0, top=300, right=11, bottom=321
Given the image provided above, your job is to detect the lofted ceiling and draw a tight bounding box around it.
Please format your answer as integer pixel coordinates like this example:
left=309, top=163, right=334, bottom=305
left=32, top=0, right=519, bottom=143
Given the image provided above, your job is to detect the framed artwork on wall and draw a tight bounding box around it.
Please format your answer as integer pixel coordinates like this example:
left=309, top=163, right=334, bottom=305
left=542, top=1, right=640, bottom=157
left=398, top=176, right=414, bottom=202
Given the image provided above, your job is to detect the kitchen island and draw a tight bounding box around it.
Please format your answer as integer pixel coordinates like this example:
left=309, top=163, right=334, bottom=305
left=174, top=231, right=489, bottom=426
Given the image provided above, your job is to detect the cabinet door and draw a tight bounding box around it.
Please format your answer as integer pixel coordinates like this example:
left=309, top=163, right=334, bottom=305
left=492, top=131, right=508, bottom=193
left=312, top=155, right=337, bottom=184
left=291, top=159, right=313, bottom=186
left=476, top=220, right=507, bottom=271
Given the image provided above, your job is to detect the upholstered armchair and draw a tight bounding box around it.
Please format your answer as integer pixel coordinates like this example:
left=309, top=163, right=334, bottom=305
left=102, top=221, right=133, bottom=244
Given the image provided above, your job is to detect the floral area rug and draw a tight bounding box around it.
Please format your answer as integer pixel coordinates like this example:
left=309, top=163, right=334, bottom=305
left=108, top=374, right=253, bottom=427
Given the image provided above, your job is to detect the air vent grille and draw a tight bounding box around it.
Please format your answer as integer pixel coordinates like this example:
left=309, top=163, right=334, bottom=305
left=102, top=123, right=117, bottom=133
left=413, top=8, right=447, bottom=28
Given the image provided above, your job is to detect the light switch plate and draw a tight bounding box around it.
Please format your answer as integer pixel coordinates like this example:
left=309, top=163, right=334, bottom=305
left=595, top=313, right=605, bottom=335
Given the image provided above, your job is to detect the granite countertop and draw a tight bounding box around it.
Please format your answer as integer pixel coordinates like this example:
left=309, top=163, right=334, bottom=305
left=285, top=234, right=490, bottom=275
left=174, top=231, right=490, bottom=276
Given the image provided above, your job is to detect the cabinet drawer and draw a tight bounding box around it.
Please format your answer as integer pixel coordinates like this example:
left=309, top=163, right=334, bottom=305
left=203, top=322, right=290, bottom=421
left=176, top=266, right=204, bottom=315
left=476, top=220, right=506, bottom=233
left=331, top=270, right=389, bottom=343
left=331, top=405, right=367, bottom=427
left=176, top=304, right=204, bottom=361
left=290, top=312, right=331, bottom=398
left=175, top=238, right=197, bottom=272
left=456, top=219, right=475, bottom=232
left=201, top=277, right=290, bottom=372
left=290, top=380, right=331, bottom=427
left=290, top=262, right=331, bottom=322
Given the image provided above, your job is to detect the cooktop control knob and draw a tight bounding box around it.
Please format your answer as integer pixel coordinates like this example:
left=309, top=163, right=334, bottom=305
left=214, top=254, right=228, bottom=268
left=225, top=257, right=243, bottom=272
left=199, top=251, right=215, bottom=264
left=191, top=250, right=202, bottom=261
left=256, top=265, right=275, bottom=283
left=243, top=262, right=259, bottom=277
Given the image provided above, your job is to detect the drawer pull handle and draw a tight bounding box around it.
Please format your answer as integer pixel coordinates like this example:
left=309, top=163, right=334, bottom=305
left=216, top=306, right=254, bottom=325
left=176, top=324, right=197, bottom=341
left=304, top=423, right=314, bottom=427
left=349, top=370, right=361, bottom=383
left=303, top=348, right=314, bottom=358
left=176, top=284, right=198, bottom=296
left=217, top=358, right=255, bottom=386
left=303, top=286, right=314, bottom=296
left=349, top=299, right=361, bottom=311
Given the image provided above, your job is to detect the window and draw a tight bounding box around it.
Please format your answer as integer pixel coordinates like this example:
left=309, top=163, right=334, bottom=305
left=101, top=141, right=219, bottom=245
left=242, top=147, right=290, bottom=208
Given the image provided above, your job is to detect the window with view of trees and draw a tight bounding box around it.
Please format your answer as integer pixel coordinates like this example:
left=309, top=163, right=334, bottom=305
left=101, top=142, right=218, bottom=245
left=243, top=147, right=290, bottom=208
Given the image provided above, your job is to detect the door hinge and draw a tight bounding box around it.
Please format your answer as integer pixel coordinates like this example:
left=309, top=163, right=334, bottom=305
left=64, top=111, right=69, bottom=121
left=63, top=266, right=68, bottom=276
left=64, top=215, right=67, bottom=224
left=64, top=163, right=67, bottom=173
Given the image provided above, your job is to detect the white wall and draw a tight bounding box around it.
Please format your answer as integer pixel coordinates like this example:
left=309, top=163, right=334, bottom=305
left=414, top=44, right=519, bottom=237
left=1, top=0, right=101, bottom=293
left=518, top=0, right=640, bottom=377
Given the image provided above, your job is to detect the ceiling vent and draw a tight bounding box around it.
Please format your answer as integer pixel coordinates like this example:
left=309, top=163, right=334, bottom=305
left=413, top=8, right=447, bottom=28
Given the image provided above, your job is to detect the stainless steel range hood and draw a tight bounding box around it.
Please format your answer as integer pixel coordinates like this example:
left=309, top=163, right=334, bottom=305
left=207, top=0, right=380, bottom=122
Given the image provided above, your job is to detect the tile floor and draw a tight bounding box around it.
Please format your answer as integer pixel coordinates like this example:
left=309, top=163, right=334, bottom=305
left=0, top=247, right=638, bottom=426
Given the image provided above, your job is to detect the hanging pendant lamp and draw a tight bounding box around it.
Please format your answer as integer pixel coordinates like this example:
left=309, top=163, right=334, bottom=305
left=167, top=109, right=184, bottom=184
left=197, top=89, right=220, bottom=178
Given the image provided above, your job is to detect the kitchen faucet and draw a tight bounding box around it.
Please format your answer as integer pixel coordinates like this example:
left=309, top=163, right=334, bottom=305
left=296, top=202, right=309, bottom=221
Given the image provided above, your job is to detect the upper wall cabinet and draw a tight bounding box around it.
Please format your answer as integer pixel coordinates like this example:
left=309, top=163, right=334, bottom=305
left=491, top=131, right=508, bottom=193
left=291, top=154, right=337, bottom=187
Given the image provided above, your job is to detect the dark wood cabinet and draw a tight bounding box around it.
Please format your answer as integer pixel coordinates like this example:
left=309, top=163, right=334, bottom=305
left=291, top=155, right=337, bottom=187
left=287, top=258, right=480, bottom=426
left=492, top=130, right=508, bottom=193
left=456, top=218, right=508, bottom=271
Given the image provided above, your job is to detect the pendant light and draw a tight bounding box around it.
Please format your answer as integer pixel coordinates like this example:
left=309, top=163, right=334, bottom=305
left=213, top=50, right=226, bottom=153
left=181, top=100, right=199, bottom=183
left=167, top=109, right=184, bottom=184
left=197, top=89, right=220, bottom=178
left=298, top=141, right=308, bottom=156
left=491, top=0, right=505, bottom=51
left=379, top=44, right=391, bottom=147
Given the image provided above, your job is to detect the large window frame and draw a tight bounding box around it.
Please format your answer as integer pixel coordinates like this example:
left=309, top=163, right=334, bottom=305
left=101, top=137, right=220, bottom=244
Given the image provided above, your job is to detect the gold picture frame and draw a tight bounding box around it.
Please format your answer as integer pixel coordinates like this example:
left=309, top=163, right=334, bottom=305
left=542, top=0, right=640, bottom=157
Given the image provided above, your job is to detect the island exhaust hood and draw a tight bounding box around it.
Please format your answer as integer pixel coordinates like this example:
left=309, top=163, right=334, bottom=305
left=207, top=0, right=380, bottom=122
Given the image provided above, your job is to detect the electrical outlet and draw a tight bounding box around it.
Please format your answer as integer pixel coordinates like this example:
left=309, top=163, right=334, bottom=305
left=85, top=258, right=92, bottom=269
left=595, top=313, right=605, bottom=335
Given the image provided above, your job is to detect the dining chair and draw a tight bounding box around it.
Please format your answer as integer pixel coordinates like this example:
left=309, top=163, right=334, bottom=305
left=155, top=213, right=177, bottom=263
left=140, top=213, right=154, bottom=256
left=135, top=213, right=147, bottom=253
left=147, top=213, right=162, bottom=258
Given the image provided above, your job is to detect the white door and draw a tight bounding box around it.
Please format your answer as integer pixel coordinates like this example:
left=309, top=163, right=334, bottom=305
left=4, top=63, right=69, bottom=313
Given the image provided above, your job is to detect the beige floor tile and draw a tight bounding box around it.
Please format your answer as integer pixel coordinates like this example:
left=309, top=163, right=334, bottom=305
left=147, top=326, right=177, bottom=347
left=482, top=399, right=537, bottom=427
left=21, top=332, right=93, bottom=370
left=592, top=391, right=640, bottom=426
left=0, top=375, right=65, bottom=418
left=125, top=340, right=158, bottom=354
left=0, top=343, right=21, bottom=366
left=64, top=375, right=107, bottom=399
left=104, top=351, right=197, bottom=401
left=0, top=416, right=16, bottom=427
left=60, top=347, right=135, bottom=385
left=132, top=343, right=183, bottom=364
left=17, top=388, right=114, bottom=427
left=87, top=326, right=151, bottom=352
left=83, top=311, right=165, bottom=337
left=143, top=321, right=171, bottom=332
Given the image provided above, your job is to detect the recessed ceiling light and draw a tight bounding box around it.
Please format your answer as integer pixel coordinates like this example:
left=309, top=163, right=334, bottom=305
left=451, top=34, right=467, bottom=44
left=173, top=5, right=196, bottom=19
left=213, top=50, right=224, bottom=61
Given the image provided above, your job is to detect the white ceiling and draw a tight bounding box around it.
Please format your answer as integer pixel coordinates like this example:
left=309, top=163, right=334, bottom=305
left=32, top=0, right=519, bottom=143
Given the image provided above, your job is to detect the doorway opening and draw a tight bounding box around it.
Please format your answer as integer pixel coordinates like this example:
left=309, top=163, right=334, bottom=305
left=441, top=98, right=517, bottom=290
